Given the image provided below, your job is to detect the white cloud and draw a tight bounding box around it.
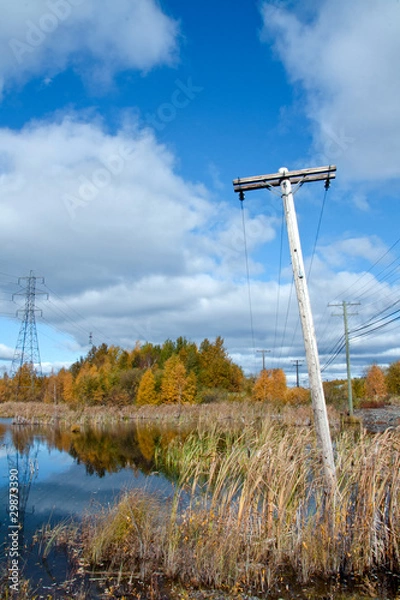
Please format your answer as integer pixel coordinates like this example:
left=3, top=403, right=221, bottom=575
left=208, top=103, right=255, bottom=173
left=0, top=0, right=179, bottom=94
left=1, top=115, right=400, bottom=379
left=0, top=116, right=213, bottom=292
left=261, top=1, right=400, bottom=181
left=0, top=343, right=14, bottom=360
left=0, top=115, right=282, bottom=357
left=319, top=236, right=389, bottom=269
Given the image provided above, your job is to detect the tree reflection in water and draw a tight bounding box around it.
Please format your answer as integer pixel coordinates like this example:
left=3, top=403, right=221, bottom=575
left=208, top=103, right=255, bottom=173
left=7, top=421, right=190, bottom=480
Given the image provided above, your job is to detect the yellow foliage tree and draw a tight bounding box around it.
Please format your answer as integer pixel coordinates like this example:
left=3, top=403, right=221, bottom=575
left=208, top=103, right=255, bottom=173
left=136, top=369, right=159, bottom=406
left=59, top=369, right=76, bottom=405
left=161, top=355, right=197, bottom=404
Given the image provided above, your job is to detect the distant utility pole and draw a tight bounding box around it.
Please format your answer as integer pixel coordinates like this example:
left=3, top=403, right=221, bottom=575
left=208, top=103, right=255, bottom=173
left=11, top=271, right=48, bottom=392
left=233, top=165, right=337, bottom=490
left=292, top=359, right=304, bottom=387
left=257, top=349, right=270, bottom=370
left=329, top=301, right=360, bottom=416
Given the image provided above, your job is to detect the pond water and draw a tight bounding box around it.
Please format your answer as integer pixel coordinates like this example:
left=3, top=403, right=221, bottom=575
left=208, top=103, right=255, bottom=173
left=0, top=418, right=180, bottom=597
left=0, top=417, right=396, bottom=599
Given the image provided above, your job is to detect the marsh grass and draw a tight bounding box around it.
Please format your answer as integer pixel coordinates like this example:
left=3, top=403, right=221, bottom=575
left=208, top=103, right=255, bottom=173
left=76, top=416, right=399, bottom=596
left=0, top=399, right=339, bottom=430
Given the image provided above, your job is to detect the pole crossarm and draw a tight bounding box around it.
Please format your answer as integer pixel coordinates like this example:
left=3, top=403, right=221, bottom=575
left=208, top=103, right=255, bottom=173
left=233, top=165, right=336, bottom=192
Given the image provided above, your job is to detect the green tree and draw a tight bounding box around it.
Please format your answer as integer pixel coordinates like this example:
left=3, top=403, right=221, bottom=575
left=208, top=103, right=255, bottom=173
left=352, top=377, right=366, bottom=402
left=198, top=336, right=243, bottom=391
left=386, top=360, right=400, bottom=396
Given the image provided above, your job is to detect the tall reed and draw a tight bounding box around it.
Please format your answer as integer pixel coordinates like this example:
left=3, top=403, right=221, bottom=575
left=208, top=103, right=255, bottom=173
left=76, top=417, right=400, bottom=595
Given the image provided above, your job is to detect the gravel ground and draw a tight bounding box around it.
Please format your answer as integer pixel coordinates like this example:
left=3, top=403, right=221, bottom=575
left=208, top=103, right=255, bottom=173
left=355, top=405, right=400, bottom=433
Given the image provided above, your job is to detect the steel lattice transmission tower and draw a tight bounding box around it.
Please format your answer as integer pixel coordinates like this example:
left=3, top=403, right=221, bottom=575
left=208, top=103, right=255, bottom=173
left=11, top=271, right=48, bottom=381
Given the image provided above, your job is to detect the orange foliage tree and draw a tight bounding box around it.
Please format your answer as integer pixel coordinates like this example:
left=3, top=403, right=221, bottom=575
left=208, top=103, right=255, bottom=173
left=252, top=368, right=287, bottom=402
left=365, top=364, right=387, bottom=401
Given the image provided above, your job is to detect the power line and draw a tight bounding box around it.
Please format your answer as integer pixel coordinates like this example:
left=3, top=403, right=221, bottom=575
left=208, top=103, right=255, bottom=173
left=308, top=180, right=330, bottom=281
left=332, top=235, right=400, bottom=302
left=239, top=191, right=257, bottom=367
left=273, top=203, right=285, bottom=362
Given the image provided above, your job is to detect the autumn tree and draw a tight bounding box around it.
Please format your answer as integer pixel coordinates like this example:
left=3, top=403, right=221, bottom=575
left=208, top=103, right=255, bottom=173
left=12, top=364, right=43, bottom=402
left=252, top=369, right=271, bottom=402
left=161, top=355, right=197, bottom=404
left=252, top=368, right=287, bottom=402
left=74, top=363, right=105, bottom=405
left=286, top=386, right=310, bottom=405
left=0, top=374, right=10, bottom=403
left=136, top=369, right=159, bottom=406
left=365, top=364, right=387, bottom=401
left=58, top=369, right=76, bottom=405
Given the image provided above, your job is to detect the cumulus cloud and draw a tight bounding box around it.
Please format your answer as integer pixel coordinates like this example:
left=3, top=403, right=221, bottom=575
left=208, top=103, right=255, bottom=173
left=0, top=343, right=14, bottom=361
left=0, top=115, right=282, bottom=355
left=1, top=114, right=399, bottom=379
left=261, top=0, right=400, bottom=180
left=318, top=236, right=390, bottom=269
left=0, top=117, right=213, bottom=292
left=0, top=0, right=179, bottom=94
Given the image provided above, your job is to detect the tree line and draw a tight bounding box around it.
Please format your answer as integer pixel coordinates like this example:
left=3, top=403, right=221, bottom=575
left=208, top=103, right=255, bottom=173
left=0, top=337, right=245, bottom=406
left=1, top=336, right=399, bottom=407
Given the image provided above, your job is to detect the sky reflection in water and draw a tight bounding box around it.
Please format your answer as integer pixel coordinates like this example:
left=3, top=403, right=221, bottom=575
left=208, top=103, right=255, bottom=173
left=0, top=418, right=175, bottom=544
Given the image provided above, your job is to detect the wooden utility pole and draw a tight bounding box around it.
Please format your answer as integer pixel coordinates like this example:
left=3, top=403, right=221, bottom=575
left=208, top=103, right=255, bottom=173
left=257, top=349, right=270, bottom=370
left=233, top=165, right=337, bottom=489
left=329, top=301, right=360, bottom=416
left=292, top=359, right=303, bottom=387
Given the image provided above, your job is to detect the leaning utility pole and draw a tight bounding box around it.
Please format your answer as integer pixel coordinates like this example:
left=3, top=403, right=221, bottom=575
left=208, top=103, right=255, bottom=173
left=233, top=165, right=337, bottom=489
left=329, top=301, right=360, bottom=416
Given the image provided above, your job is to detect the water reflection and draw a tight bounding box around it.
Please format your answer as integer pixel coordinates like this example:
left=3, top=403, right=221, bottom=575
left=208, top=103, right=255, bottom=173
left=0, top=418, right=187, bottom=594
left=2, top=419, right=188, bottom=479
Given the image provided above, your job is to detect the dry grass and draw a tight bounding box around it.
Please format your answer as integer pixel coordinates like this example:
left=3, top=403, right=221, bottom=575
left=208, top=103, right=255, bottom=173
left=77, top=418, right=400, bottom=596
left=0, top=399, right=342, bottom=433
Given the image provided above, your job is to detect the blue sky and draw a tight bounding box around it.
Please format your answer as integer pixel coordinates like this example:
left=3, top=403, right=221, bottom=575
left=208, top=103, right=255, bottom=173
left=1, top=0, right=400, bottom=384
